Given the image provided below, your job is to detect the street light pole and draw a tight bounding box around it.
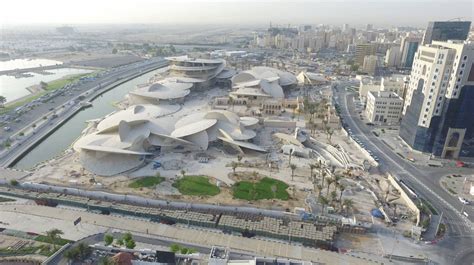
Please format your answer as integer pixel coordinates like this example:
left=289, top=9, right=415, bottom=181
left=435, top=211, right=443, bottom=238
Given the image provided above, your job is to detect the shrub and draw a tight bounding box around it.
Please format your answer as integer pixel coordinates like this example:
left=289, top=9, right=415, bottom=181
left=104, top=234, right=114, bottom=246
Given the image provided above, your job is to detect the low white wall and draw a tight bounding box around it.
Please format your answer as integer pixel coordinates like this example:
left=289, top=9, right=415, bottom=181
left=387, top=173, right=421, bottom=226
left=263, top=119, right=297, bottom=128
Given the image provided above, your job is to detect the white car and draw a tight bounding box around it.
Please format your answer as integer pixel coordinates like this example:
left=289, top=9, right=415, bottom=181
left=459, top=197, right=470, bottom=205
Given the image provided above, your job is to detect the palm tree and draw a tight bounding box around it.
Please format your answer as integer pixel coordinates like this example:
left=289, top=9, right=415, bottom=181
left=325, top=177, right=334, bottom=196
left=45, top=228, right=64, bottom=250
left=327, top=128, right=334, bottom=143
left=290, top=164, right=297, bottom=181
left=231, top=161, right=238, bottom=176
left=319, top=196, right=329, bottom=214
left=321, top=171, right=327, bottom=187
left=338, top=184, right=346, bottom=210
left=330, top=190, right=338, bottom=203
left=309, top=164, right=316, bottom=182
left=334, top=175, right=342, bottom=185
left=0, top=95, right=6, bottom=108
left=77, top=243, right=91, bottom=260
left=343, top=199, right=354, bottom=215
left=307, top=120, right=314, bottom=136
left=316, top=184, right=323, bottom=198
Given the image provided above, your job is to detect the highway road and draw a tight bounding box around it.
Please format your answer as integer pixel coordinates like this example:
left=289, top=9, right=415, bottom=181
left=0, top=58, right=168, bottom=167
left=333, top=83, right=473, bottom=264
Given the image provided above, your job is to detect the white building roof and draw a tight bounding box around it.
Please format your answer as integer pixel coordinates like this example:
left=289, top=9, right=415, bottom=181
left=166, top=55, right=225, bottom=65
left=129, top=81, right=192, bottom=100
left=97, top=104, right=179, bottom=132
left=171, top=119, right=218, bottom=138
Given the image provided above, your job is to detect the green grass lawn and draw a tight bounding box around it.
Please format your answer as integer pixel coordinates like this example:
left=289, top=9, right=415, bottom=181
left=173, top=175, right=220, bottom=196
left=233, top=177, right=289, bottom=201
left=0, top=245, right=55, bottom=257
left=45, top=73, right=93, bottom=91
left=35, top=235, right=71, bottom=246
left=128, top=176, right=165, bottom=188
left=0, top=196, right=15, bottom=202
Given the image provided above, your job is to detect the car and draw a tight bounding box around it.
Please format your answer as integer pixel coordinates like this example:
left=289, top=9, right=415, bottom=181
left=458, top=197, right=470, bottom=205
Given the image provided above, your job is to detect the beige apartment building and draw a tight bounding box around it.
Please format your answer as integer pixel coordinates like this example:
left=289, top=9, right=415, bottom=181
left=365, top=91, right=403, bottom=125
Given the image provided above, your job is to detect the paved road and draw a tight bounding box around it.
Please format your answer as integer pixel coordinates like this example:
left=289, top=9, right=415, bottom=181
left=52, top=232, right=254, bottom=265
left=333, top=83, right=473, bottom=264
left=0, top=58, right=168, bottom=167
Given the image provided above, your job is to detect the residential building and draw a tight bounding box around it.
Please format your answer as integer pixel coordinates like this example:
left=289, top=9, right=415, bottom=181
left=358, top=76, right=381, bottom=102
left=355, top=43, right=377, bottom=65
left=380, top=75, right=409, bottom=99
left=400, top=40, right=474, bottom=158
left=365, top=91, right=403, bottom=125
left=362, top=55, right=379, bottom=75
left=385, top=45, right=401, bottom=67
left=422, top=21, right=471, bottom=45
left=400, top=36, right=421, bottom=68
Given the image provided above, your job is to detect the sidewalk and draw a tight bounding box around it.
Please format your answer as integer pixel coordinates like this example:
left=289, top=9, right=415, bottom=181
left=422, top=214, right=440, bottom=242
left=0, top=203, right=384, bottom=265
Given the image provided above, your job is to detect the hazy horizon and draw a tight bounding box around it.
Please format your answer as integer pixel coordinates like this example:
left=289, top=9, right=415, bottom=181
left=1, top=0, right=473, bottom=28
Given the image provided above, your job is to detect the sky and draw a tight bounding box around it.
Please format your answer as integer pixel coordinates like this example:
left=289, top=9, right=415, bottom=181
left=1, top=0, right=473, bottom=27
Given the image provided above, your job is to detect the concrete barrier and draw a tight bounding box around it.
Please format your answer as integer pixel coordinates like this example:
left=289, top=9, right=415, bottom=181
left=387, top=173, right=421, bottom=226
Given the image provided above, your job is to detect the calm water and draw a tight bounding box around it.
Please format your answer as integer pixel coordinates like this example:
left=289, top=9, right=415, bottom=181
left=14, top=68, right=167, bottom=169
left=0, top=68, right=93, bottom=103
left=0, top=58, right=62, bottom=71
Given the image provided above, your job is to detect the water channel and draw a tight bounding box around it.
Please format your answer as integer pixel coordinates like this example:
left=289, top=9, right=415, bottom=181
left=14, top=67, right=167, bottom=169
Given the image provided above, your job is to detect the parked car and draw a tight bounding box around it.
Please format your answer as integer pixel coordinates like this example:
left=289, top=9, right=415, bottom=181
left=458, top=197, right=470, bottom=205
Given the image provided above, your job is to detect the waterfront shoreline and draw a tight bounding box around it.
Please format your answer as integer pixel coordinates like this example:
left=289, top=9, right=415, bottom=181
left=1, top=61, right=168, bottom=169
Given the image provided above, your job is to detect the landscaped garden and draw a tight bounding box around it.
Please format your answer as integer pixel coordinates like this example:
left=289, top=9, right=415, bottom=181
left=173, top=175, right=220, bottom=196
left=233, top=177, right=289, bottom=200
left=128, top=175, right=164, bottom=188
